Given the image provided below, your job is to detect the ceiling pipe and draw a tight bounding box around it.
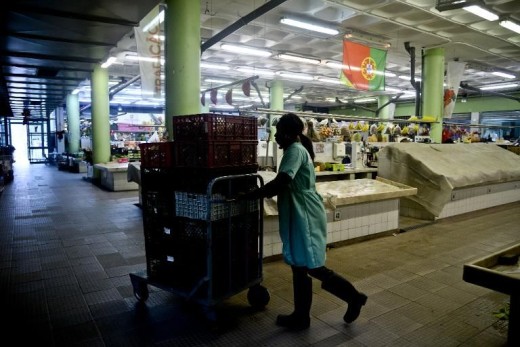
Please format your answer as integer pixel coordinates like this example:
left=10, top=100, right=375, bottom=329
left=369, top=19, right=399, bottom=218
left=80, top=75, right=143, bottom=113
left=404, top=42, right=421, bottom=117
left=201, top=0, right=289, bottom=53
left=109, top=75, right=142, bottom=99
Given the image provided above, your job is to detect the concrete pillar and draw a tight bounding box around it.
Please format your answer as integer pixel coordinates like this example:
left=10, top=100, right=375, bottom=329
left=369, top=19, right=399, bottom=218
left=66, top=94, right=80, bottom=154
left=269, top=79, right=283, bottom=141
left=91, top=65, right=111, bottom=165
left=378, top=95, right=391, bottom=120
left=422, top=47, right=445, bottom=143
left=164, top=0, right=201, bottom=139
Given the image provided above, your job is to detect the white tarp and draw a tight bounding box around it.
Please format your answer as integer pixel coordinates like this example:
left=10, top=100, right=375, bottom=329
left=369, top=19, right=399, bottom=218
left=378, top=143, right=520, bottom=216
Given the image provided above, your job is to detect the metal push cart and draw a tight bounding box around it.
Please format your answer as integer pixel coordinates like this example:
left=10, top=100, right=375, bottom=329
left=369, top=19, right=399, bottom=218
left=130, top=173, right=270, bottom=321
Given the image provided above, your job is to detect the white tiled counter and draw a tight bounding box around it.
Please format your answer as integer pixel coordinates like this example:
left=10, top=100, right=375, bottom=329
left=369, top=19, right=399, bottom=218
left=93, top=162, right=139, bottom=191
left=258, top=171, right=417, bottom=258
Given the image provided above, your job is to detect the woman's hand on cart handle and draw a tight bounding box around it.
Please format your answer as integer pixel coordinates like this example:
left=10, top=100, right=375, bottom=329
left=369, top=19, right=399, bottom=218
left=226, top=191, right=249, bottom=202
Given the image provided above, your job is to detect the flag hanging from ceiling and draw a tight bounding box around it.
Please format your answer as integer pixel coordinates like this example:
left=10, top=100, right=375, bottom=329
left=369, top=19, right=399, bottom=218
left=443, top=61, right=466, bottom=119
left=341, top=41, right=387, bottom=91
left=134, top=5, right=163, bottom=99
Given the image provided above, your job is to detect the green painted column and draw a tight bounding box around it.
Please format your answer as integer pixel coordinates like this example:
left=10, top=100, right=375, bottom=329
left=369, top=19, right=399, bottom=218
left=378, top=95, right=391, bottom=120
left=164, top=0, right=201, bottom=139
left=66, top=94, right=80, bottom=154
left=269, top=79, right=284, bottom=141
left=91, top=65, right=111, bottom=165
left=422, top=47, right=445, bottom=143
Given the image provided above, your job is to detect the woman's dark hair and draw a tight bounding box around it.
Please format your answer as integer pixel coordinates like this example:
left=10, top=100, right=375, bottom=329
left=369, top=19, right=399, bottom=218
left=278, top=113, right=315, bottom=161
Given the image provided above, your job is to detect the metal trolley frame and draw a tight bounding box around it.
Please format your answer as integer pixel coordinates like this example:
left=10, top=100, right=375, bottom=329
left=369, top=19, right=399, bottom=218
left=130, top=173, right=270, bottom=321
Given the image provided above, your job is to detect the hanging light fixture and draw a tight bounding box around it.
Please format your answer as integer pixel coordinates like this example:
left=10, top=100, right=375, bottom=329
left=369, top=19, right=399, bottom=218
left=280, top=17, right=339, bottom=36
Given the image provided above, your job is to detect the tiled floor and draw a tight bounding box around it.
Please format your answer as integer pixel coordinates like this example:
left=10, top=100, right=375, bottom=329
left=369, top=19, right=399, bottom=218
left=1, top=163, right=517, bottom=346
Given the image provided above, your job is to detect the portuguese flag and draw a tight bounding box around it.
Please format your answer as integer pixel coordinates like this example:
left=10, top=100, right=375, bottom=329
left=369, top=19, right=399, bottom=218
left=341, top=41, right=387, bottom=91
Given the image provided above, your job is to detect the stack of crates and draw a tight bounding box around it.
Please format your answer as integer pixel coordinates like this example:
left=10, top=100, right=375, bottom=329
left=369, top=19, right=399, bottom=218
left=139, top=113, right=260, bottom=298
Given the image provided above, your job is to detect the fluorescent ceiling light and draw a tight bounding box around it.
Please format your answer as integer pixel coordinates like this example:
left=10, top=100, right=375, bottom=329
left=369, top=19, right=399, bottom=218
left=399, top=75, right=421, bottom=81
left=354, top=98, right=377, bottom=103
left=220, top=44, right=271, bottom=57
left=280, top=18, right=339, bottom=36
left=491, top=71, right=516, bottom=79
left=205, top=78, right=233, bottom=84
left=235, top=66, right=275, bottom=76
left=200, top=62, right=230, bottom=70
left=143, top=10, right=165, bottom=32
left=276, top=72, right=314, bottom=81
left=499, top=20, right=520, bottom=34
left=463, top=5, right=498, bottom=21
left=278, top=53, right=321, bottom=65
left=325, top=61, right=360, bottom=71
left=101, top=57, right=117, bottom=68
left=479, top=83, right=518, bottom=90
left=316, top=77, right=342, bottom=85
left=126, top=55, right=164, bottom=64
left=384, top=71, right=397, bottom=77
left=210, top=104, right=236, bottom=109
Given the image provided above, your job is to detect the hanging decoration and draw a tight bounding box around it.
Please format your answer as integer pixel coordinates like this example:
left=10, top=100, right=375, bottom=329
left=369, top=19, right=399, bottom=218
left=200, top=76, right=259, bottom=107
left=242, top=80, right=251, bottom=96
left=225, top=89, right=233, bottom=105
left=210, top=89, right=218, bottom=104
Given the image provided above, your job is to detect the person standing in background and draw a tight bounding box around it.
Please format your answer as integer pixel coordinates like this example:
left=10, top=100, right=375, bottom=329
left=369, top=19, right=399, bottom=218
left=235, top=113, right=367, bottom=330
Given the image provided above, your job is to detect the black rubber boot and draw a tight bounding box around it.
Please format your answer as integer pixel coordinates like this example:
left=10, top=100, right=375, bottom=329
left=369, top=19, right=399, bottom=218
left=320, top=272, right=367, bottom=323
left=276, top=267, right=312, bottom=330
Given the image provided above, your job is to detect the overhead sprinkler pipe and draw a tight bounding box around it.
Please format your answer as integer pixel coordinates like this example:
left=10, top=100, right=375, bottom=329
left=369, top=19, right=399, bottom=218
left=405, top=42, right=421, bottom=117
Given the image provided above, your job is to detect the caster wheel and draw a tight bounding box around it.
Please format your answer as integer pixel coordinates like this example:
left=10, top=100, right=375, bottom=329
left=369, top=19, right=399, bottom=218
left=134, top=285, right=149, bottom=302
left=247, top=284, right=270, bottom=309
left=129, top=273, right=149, bottom=302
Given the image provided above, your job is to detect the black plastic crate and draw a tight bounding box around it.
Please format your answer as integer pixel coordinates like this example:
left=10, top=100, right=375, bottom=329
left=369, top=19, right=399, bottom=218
left=144, top=213, right=261, bottom=298
left=141, top=166, right=258, bottom=194
left=141, top=189, right=175, bottom=223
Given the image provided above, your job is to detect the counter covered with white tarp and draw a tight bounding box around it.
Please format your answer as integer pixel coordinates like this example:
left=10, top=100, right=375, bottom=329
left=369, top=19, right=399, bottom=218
left=377, top=143, right=520, bottom=219
left=257, top=171, right=417, bottom=257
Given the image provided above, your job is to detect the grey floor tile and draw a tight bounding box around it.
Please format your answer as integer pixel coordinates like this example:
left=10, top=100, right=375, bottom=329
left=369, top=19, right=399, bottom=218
left=1, top=164, right=516, bottom=346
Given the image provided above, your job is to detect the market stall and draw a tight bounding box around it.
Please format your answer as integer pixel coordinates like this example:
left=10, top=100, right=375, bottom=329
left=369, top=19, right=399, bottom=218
left=378, top=143, right=520, bottom=220
left=258, top=171, right=417, bottom=258
left=94, top=162, right=139, bottom=191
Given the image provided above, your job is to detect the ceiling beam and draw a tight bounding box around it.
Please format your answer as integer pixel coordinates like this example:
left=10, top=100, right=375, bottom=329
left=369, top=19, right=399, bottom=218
left=4, top=73, right=86, bottom=81
left=1, top=50, right=101, bottom=64
left=4, top=4, right=139, bottom=26
left=201, top=0, right=289, bottom=53
left=1, top=62, right=93, bottom=73
left=3, top=31, right=116, bottom=47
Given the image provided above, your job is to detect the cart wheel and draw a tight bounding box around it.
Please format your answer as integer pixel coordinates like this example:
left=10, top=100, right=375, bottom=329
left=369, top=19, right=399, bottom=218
left=247, top=284, right=270, bottom=309
left=131, top=278, right=149, bottom=302
left=134, top=283, right=149, bottom=302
